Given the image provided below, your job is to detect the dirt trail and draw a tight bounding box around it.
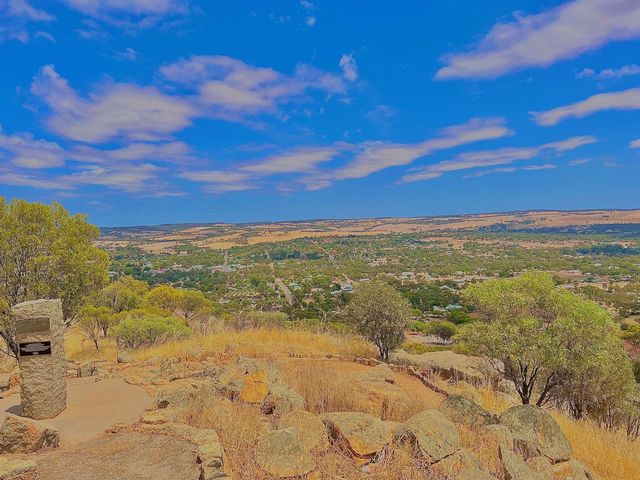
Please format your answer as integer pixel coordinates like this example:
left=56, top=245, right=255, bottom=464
left=0, top=377, right=153, bottom=444
left=35, top=432, right=200, bottom=480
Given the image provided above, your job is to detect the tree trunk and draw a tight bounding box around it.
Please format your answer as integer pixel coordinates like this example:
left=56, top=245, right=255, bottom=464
left=0, top=330, right=19, bottom=359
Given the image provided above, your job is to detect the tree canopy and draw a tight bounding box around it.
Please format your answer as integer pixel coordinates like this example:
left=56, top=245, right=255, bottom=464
left=0, top=199, right=109, bottom=356
left=456, top=271, right=635, bottom=411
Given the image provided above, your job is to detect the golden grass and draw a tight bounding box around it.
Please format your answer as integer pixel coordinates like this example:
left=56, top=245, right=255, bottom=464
left=135, top=328, right=376, bottom=361
left=278, top=358, right=443, bottom=422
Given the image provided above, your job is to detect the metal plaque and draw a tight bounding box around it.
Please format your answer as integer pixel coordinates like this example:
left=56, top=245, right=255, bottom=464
left=16, top=317, right=50, bottom=335
left=19, top=341, right=52, bottom=357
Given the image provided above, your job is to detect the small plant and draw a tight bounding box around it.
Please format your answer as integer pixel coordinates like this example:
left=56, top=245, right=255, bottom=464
left=427, top=321, right=457, bottom=342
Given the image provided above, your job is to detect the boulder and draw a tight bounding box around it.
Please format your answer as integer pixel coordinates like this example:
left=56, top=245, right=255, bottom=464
left=456, top=467, right=498, bottom=480
left=499, top=405, right=572, bottom=462
left=117, top=351, right=135, bottom=364
left=0, top=414, right=59, bottom=453
left=278, top=409, right=328, bottom=451
left=390, top=350, right=497, bottom=386
left=480, top=424, right=514, bottom=451
left=439, top=394, right=495, bottom=428
left=8, top=368, right=20, bottom=389
left=154, top=379, right=207, bottom=409
left=551, top=459, right=596, bottom=480
left=395, top=409, right=461, bottom=463
left=434, top=448, right=482, bottom=477
left=239, top=370, right=269, bottom=404
left=526, top=456, right=554, bottom=478
left=0, top=458, right=37, bottom=480
left=261, top=384, right=305, bottom=417
left=361, top=364, right=395, bottom=384
left=499, top=444, right=545, bottom=480
left=321, top=412, right=395, bottom=460
left=255, top=428, right=315, bottom=478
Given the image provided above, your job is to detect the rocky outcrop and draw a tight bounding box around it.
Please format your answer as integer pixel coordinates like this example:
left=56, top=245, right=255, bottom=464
left=278, top=409, right=328, bottom=451
left=254, top=428, right=315, bottom=478
left=0, top=414, right=59, bottom=453
left=499, top=405, right=572, bottom=463
left=0, top=458, right=37, bottom=480
left=321, top=412, right=396, bottom=461
left=395, top=409, right=461, bottom=463
left=361, top=363, right=395, bottom=384
left=439, top=394, right=495, bottom=428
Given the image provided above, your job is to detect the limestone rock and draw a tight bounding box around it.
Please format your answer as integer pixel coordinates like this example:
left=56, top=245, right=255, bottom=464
left=0, top=457, right=37, bottom=480
left=500, top=444, right=545, bottom=480
left=0, top=414, right=59, bottom=453
left=456, top=467, right=498, bottom=480
left=321, top=412, right=395, bottom=459
left=117, top=351, right=135, bottom=364
left=154, top=379, right=206, bottom=409
left=434, top=448, right=483, bottom=478
left=481, top=424, right=515, bottom=451
left=395, top=409, right=461, bottom=463
left=439, top=394, right=495, bottom=428
left=278, top=409, right=328, bottom=451
left=255, top=428, right=315, bottom=478
left=12, top=299, right=67, bottom=419
left=499, top=405, right=572, bottom=462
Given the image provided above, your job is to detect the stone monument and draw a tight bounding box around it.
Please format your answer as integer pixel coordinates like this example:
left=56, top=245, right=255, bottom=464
left=12, top=299, right=67, bottom=419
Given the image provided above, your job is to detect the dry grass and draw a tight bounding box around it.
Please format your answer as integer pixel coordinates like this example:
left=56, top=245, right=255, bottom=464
left=135, top=328, right=376, bottom=361
left=183, top=394, right=442, bottom=480
left=278, top=359, right=443, bottom=422
left=64, top=328, right=117, bottom=362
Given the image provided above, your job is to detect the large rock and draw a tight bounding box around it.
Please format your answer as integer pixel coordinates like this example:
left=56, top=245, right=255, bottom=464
left=439, top=394, right=495, bottom=428
left=526, top=456, right=554, bottom=478
left=321, top=412, right=396, bottom=460
left=239, top=370, right=269, bottom=404
left=12, top=299, right=67, bottom=419
left=390, top=350, right=497, bottom=386
left=361, top=364, right=395, bottom=384
left=261, top=384, right=305, bottom=417
left=499, top=405, right=572, bottom=462
left=278, top=409, right=328, bottom=451
left=395, top=409, right=461, bottom=463
left=255, top=428, right=315, bottom=478
left=500, top=444, right=545, bottom=480
left=551, top=459, right=597, bottom=480
left=0, top=414, right=59, bottom=453
left=0, top=458, right=37, bottom=480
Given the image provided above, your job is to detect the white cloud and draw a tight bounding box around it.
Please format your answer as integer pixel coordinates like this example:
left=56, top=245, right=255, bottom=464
left=436, top=0, right=640, bottom=79
left=0, top=128, right=65, bottom=168
left=242, top=145, right=347, bottom=174
left=631, top=139, right=640, bottom=148
left=67, top=163, right=176, bottom=193
left=339, top=54, right=358, bottom=81
left=305, top=16, right=316, bottom=27
left=161, top=55, right=346, bottom=117
left=179, top=170, right=256, bottom=193
left=532, top=87, right=640, bottom=126
left=465, top=163, right=557, bottom=179
left=577, top=64, right=640, bottom=79
left=400, top=136, right=596, bottom=183
left=0, top=172, right=71, bottom=190
left=0, top=0, right=55, bottom=43
left=60, top=0, right=190, bottom=28
left=31, top=65, right=198, bottom=143
left=326, top=118, right=512, bottom=183
left=68, top=141, right=193, bottom=164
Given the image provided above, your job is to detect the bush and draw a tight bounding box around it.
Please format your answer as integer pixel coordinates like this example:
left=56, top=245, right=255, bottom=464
left=229, top=310, right=289, bottom=330
left=402, top=342, right=450, bottom=354
left=427, top=321, right=457, bottom=342
left=410, top=320, right=430, bottom=334
left=112, top=314, right=191, bottom=349
left=447, top=309, right=472, bottom=325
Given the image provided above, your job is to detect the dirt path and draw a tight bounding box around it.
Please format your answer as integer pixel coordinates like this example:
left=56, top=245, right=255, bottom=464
left=35, top=432, right=200, bottom=480
left=0, top=377, right=153, bottom=444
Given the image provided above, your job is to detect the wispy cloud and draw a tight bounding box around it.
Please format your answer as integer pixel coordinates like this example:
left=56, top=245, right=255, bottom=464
left=531, top=87, right=640, bottom=126
left=465, top=163, right=557, bottom=179
left=630, top=139, right=640, bottom=148
left=60, top=0, right=190, bottom=29
left=0, top=0, right=55, bottom=43
left=31, top=65, right=198, bottom=143
left=0, top=172, right=71, bottom=190
left=576, top=64, right=640, bottom=80
left=400, top=136, right=596, bottom=183
left=436, top=0, right=640, bottom=79
left=568, top=158, right=591, bottom=166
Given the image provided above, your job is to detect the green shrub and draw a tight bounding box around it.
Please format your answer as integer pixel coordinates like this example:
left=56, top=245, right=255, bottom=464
left=112, top=314, right=191, bottom=349
left=447, top=309, right=472, bottom=325
left=410, top=320, right=430, bottom=334
left=230, top=310, right=289, bottom=330
left=402, top=342, right=450, bottom=354
left=427, top=321, right=457, bottom=342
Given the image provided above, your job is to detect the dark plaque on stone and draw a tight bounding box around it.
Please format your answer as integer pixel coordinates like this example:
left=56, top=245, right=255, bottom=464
left=19, top=341, right=52, bottom=357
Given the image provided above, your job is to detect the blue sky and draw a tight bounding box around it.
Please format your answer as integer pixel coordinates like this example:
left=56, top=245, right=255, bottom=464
left=0, top=0, right=639, bottom=226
